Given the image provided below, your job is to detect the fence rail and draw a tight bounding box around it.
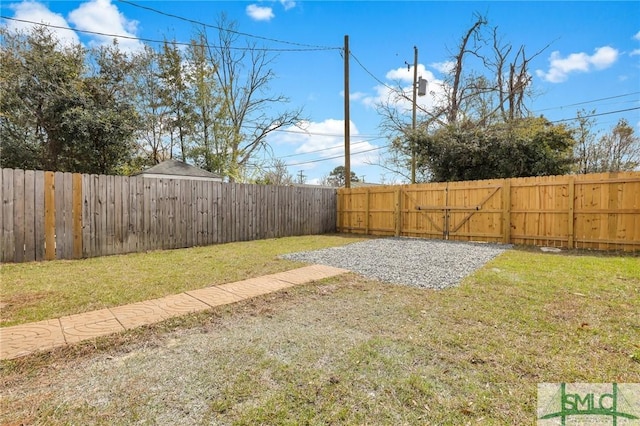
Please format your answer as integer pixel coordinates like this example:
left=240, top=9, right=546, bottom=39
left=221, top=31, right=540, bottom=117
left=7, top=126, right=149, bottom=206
left=337, top=172, right=640, bottom=251
left=1, top=168, right=336, bottom=263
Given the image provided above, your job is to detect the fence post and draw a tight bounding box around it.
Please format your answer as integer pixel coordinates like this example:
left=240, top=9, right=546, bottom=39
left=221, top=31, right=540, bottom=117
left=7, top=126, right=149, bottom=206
left=336, top=189, right=342, bottom=233
left=365, top=188, right=370, bottom=235
left=567, top=176, right=575, bottom=249
left=44, top=171, right=55, bottom=260
left=502, top=179, right=511, bottom=244
left=394, top=188, right=402, bottom=237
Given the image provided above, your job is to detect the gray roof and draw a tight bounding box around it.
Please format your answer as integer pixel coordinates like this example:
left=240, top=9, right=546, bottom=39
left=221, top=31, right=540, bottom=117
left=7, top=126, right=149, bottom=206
left=137, top=159, right=222, bottom=179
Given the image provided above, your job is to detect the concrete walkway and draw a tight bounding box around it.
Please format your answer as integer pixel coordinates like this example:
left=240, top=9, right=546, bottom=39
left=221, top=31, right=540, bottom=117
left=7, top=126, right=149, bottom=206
left=0, top=264, right=348, bottom=361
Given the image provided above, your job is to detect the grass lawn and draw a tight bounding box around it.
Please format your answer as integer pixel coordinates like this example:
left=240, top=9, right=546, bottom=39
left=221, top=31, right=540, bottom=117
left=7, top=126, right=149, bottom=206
left=0, top=234, right=368, bottom=326
left=1, top=239, right=639, bottom=424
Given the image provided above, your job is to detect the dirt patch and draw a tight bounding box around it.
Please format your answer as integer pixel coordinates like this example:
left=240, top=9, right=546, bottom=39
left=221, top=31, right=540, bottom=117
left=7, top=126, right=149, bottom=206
left=0, top=292, right=55, bottom=324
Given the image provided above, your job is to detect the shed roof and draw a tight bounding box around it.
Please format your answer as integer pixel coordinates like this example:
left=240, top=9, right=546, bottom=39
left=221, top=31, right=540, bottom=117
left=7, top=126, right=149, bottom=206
left=137, top=159, right=222, bottom=180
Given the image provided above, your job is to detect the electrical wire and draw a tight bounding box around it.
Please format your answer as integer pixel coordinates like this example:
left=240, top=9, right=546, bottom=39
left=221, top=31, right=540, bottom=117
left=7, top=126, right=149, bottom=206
left=285, top=145, right=390, bottom=167
left=115, top=0, right=341, bottom=51
left=271, top=127, right=383, bottom=138
left=0, top=16, right=338, bottom=52
left=549, top=107, right=640, bottom=123
left=349, top=51, right=396, bottom=92
left=278, top=139, right=386, bottom=159
left=532, top=92, right=640, bottom=113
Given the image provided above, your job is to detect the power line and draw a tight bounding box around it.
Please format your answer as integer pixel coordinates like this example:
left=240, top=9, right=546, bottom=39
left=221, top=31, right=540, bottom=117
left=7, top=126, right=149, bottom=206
left=272, top=127, right=383, bottom=138
left=1, top=16, right=337, bottom=52
left=115, top=0, right=341, bottom=51
left=278, top=139, right=384, bottom=159
left=549, top=107, right=640, bottom=123
left=349, top=51, right=395, bottom=91
left=285, top=145, right=390, bottom=167
left=532, top=92, right=640, bottom=113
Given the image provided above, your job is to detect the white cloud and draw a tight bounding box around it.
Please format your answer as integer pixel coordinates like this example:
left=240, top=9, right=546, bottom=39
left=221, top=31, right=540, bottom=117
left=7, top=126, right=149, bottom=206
left=246, top=4, right=275, bottom=21
left=268, top=119, right=379, bottom=170
left=357, top=65, right=446, bottom=117
left=6, top=1, right=80, bottom=47
left=280, top=0, right=296, bottom=11
left=630, top=49, right=640, bottom=57
left=535, top=46, right=619, bottom=83
left=385, top=63, right=429, bottom=83
left=430, top=60, right=455, bottom=75
left=634, top=31, right=640, bottom=41
left=68, top=0, right=143, bottom=52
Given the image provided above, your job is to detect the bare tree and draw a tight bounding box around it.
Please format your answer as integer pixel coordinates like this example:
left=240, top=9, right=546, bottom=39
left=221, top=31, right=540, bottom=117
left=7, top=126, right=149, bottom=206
left=254, top=158, right=294, bottom=185
left=446, top=14, right=487, bottom=124
left=591, top=119, right=640, bottom=172
left=376, top=13, right=551, bottom=182
left=573, top=109, right=599, bottom=174
left=201, top=15, right=305, bottom=181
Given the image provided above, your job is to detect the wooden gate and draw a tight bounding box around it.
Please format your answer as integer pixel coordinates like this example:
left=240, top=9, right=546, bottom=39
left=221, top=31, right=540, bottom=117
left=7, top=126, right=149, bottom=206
left=401, top=181, right=505, bottom=242
left=337, top=180, right=507, bottom=244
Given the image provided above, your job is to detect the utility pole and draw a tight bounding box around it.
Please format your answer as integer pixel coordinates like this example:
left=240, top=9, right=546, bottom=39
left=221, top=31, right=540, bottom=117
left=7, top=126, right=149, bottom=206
left=344, top=35, right=351, bottom=189
left=411, top=46, right=418, bottom=184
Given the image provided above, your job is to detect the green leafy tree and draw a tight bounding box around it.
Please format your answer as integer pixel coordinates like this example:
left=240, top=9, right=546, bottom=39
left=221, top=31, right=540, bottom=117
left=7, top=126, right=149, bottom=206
left=0, top=26, right=85, bottom=171
left=0, top=27, right=139, bottom=173
left=411, top=117, right=575, bottom=181
left=326, top=166, right=360, bottom=187
left=58, top=42, right=140, bottom=174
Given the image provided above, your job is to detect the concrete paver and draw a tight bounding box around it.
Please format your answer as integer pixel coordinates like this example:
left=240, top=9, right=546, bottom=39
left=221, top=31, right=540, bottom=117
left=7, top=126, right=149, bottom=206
left=60, top=308, right=125, bottom=344
left=146, top=293, right=211, bottom=318
left=109, top=300, right=173, bottom=330
left=0, top=265, right=348, bottom=360
left=186, top=286, right=245, bottom=308
left=0, top=319, right=67, bottom=360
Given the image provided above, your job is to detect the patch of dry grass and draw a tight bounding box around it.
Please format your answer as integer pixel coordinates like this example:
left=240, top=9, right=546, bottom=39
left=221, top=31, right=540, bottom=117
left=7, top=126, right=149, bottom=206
left=1, top=249, right=638, bottom=424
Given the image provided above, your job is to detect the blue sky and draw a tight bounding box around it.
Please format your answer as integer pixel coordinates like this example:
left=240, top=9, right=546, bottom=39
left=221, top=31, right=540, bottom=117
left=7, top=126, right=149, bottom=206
left=2, top=1, right=639, bottom=183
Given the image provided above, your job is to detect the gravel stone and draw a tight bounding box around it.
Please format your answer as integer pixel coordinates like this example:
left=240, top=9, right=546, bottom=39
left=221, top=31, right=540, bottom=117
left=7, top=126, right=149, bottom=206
left=280, top=237, right=512, bottom=289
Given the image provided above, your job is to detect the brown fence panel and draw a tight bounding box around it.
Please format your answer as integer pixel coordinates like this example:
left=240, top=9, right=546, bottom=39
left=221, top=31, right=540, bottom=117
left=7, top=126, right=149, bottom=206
left=338, top=172, right=640, bottom=251
left=572, top=172, right=640, bottom=250
left=509, top=175, right=572, bottom=248
left=1, top=168, right=337, bottom=263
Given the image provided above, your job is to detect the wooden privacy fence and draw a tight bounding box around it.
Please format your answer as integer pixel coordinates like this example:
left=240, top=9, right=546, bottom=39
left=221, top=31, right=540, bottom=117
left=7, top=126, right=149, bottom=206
left=337, top=172, right=640, bottom=251
left=1, top=168, right=336, bottom=263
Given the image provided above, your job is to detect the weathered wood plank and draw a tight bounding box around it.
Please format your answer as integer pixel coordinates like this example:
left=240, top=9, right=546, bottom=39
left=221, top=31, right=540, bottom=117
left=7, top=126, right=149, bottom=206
left=72, top=173, right=83, bottom=259
left=13, top=169, right=25, bottom=262
left=135, top=176, right=145, bottom=252
left=2, top=169, right=15, bottom=262
left=112, top=175, right=122, bottom=254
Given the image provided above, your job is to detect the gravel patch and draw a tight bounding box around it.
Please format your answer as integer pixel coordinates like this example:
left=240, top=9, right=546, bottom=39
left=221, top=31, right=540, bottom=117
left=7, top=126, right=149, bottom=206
left=281, top=237, right=512, bottom=289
